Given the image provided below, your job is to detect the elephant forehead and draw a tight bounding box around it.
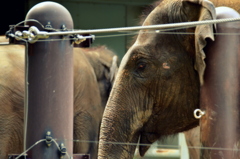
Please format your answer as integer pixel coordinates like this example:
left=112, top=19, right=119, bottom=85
left=122, top=44, right=150, bottom=61
left=136, top=31, right=156, bottom=45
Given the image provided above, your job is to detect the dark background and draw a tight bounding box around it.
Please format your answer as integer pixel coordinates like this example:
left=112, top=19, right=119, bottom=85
left=0, top=0, right=28, bottom=35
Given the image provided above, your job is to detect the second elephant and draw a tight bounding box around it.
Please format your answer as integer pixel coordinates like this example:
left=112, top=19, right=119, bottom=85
left=0, top=41, right=119, bottom=159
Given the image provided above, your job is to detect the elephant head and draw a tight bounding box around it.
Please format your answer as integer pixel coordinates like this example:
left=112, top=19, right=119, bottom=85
left=98, top=0, right=216, bottom=158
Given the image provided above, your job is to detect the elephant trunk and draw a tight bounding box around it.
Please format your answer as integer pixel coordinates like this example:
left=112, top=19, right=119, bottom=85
left=98, top=86, right=142, bottom=159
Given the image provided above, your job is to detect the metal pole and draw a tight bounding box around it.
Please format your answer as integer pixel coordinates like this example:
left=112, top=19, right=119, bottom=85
left=24, top=2, right=73, bottom=158
left=200, top=7, right=240, bottom=159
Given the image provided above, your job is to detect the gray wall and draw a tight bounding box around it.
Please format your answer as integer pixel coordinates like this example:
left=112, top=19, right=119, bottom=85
left=27, top=0, right=155, bottom=59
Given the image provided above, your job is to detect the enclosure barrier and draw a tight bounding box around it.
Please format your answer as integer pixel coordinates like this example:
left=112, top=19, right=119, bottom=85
left=5, top=2, right=91, bottom=159
left=4, top=1, right=240, bottom=159
left=24, top=2, right=74, bottom=159
left=200, top=7, right=240, bottom=159
left=8, top=15, right=240, bottom=43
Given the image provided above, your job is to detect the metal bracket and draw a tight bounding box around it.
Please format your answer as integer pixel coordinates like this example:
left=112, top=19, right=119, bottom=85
left=6, top=25, right=30, bottom=45
left=72, top=34, right=94, bottom=47
left=6, top=24, right=94, bottom=47
left=194, top=109, right=205, bottom=119
left=14, top=26, right=49, bottom=43
left=45, top=131, right=53, bottom=147
left=59, top=143, right=67, bottom=158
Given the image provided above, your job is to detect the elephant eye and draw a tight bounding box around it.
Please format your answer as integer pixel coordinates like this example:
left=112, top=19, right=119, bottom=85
left=137, top=62, right=146, bottom=71
left=134, top=59, right=156, bottom=79
left=134, top=61, right=148, bottom=78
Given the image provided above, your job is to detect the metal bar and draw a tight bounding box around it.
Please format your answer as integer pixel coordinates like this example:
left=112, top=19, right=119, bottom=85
left=8, top=155, right=30, bottom=159
left=12, top=17, right=240, bottom=43
left=9, top=154, right=90, bottom=159
left=0, top=42, right=10, bottom=45
left=36, top=17, right=240, bottom=36
left=200, top=7, right=240, bottom=159
left=63, top=0, right=153, bottom=6
left=24, top=2, right=73, bottom=158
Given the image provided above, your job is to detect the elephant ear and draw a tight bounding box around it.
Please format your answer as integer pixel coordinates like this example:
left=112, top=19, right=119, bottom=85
left=98, top=47, right=119, bottom=85
left=182, top=0, right=216, bottom=85
left=109, top=55, right=119, bottom=84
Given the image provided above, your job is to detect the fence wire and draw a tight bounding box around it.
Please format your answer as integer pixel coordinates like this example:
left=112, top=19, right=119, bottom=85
left=2, top=17, right=240, bottom=157
left=4, top=16, right=240, bottom=44
left=2, top=31, right=240, bottom=46
left=9, top=17, right=240, bottom=36
left=15, top=138, right=71, bottom=159
left=2, top=30, right=240, bottom=46
left=14, top=137, right=240, bottom=158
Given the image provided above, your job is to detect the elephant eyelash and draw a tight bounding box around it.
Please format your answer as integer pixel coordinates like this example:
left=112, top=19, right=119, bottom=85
left=133, top=61, right=148, bottom=78
left=137, top=62, right=147, bottom=71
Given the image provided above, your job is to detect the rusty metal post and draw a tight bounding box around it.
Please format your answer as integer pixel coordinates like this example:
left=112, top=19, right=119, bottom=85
left=24, top=2, right=73, bottom=158
left=200, top=7, right=240, bottom=159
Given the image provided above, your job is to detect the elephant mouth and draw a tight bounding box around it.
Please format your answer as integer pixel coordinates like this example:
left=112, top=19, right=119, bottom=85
left=139, top=131, right=159, bottom=156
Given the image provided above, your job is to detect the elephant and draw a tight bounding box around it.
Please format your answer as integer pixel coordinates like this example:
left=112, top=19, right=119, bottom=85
left=73, top=46, right=119, bottom=159
left=184, top=126, right=201, bottom=159
left=97, top=0, right=240, bottom=158
left=0, top=38, right=119, bottom=159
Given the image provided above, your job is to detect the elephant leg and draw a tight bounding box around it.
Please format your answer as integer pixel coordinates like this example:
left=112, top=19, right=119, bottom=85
left=0, top=113, right=23, bottom=158
left=184, top=126, right=200, bottom=159
left=0, top=119, right=11, bottom=159
left=74, top=111, right=99, bottom=159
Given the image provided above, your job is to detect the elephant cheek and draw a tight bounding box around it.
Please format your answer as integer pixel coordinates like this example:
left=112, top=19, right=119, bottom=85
left=139, top=132, right=159, bottom=156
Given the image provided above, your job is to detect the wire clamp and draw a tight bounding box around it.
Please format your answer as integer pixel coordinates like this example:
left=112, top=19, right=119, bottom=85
left=73, top=34, right=86, bottom=44
left=28, top=26, right=49, bottom=43
left=194, top=109, right=205, bottom=119
left=45, top=131, right=53, bottom=147
left=13, top=26, right=49, bottom=43
left=59, top=143, right=67, bottom=158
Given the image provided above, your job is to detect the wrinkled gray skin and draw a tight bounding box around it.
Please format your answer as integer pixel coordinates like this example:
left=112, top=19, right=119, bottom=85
left=98, top=0, right=240, bottom=158
left=0, top=40, right=118, bottom=159
left=98, top=0, right=217, bottom=158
